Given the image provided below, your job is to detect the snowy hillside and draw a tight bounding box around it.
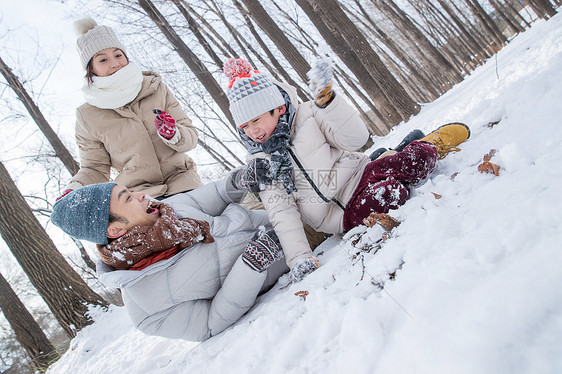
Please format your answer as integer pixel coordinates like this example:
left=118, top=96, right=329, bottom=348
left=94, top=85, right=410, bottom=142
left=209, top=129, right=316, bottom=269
left=47, top=13, right=562, bottom=374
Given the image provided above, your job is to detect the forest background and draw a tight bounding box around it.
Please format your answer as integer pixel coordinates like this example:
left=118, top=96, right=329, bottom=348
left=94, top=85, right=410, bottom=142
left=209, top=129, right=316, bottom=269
left=0, top=0, right=558, bottom=372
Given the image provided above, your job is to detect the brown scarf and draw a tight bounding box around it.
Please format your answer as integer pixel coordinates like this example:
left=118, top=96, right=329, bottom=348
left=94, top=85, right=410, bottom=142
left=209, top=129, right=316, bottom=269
left=97, top=202, right=214, bottom=270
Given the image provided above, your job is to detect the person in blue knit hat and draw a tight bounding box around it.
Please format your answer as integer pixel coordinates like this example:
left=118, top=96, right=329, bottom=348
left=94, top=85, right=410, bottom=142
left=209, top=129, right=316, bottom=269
left=51, top=183, right=115, bottom=245
left=50, top=176, right=288, bottom=341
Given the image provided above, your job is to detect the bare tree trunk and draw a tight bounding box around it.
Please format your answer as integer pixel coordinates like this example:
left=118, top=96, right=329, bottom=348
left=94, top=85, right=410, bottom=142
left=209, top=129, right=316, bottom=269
left=350, top=0, right=441, bottom=100
left=198, top=138, right=237, bottom=170
left=0, top=56, right=79, bottom=176
left=296, top=0, right=418, bottom=127
left=179, top=1, right=240, bottom=59
left=526, top=0, right=558, bottom=19
left=0, top=272, right=58, bottom=370
left=435, top=0, right=492, bottom=61
left=489, top=0, right=525, bottom=35
left=232, top=0, right=310, bottom=102
left=138, top=0, right=235, bottom=128
left=463, top=0, right=508, bottom=47
left=372, top=0, right=463, bottom=87
left=406, top=0, right=476, bottom=76
left=239, top=0, right=312, bottom=83
left=266, top=1, right=389, bottom=131
left=0, top=161, right=108, bottom=338
left=170, top=0, right=224, bottom=69
left=70, top=237, right=97, bottom=272
left=501, top=0, right=532, bottom=29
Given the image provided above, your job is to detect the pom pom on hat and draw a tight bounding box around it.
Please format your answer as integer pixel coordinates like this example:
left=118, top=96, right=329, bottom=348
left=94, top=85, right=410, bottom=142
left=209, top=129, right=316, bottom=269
left=224, top=58, right=255, bottom=87
left=74, top=17, right=126, bottom=70
left=223, top=57, right=285, bottom=127
left=74, top=17, right=98, bottom=36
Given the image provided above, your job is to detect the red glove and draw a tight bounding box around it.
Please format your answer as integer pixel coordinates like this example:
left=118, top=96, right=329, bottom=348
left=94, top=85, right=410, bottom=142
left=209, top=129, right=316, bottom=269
left=153, top=109, right=177, bottom=140
left=56, top=189, right=73, bottom=202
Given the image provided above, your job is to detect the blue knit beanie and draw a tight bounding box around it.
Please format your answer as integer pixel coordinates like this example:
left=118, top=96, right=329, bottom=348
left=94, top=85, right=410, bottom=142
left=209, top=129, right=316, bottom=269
left=51, top=183, right=116, bottom=245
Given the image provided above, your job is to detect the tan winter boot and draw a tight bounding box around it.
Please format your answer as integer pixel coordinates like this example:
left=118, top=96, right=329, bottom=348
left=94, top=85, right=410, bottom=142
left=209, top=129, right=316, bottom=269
left=420, top=122, right=471, bottom=159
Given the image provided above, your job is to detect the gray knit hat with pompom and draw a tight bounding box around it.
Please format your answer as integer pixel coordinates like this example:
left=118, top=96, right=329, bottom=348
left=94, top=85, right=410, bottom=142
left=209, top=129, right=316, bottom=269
left=74, top=17, right=126, bottom=69
left=223, top=58, right=285, bottom=127
left=51, top=183, right=116, bottom=245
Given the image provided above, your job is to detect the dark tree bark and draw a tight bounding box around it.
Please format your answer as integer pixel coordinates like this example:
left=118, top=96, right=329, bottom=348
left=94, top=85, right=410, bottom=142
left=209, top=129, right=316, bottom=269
left=0, top=56, right=79, bottom=176
left=296, top=0, right=419, bottom=127
left=489, top=0, right=525, bottom=35
left=435, top=0, right=492, bottom=61
left=239, top=0, right=312, bottom=83
left=179, top=1, right=240, bottom=59
left=526, top=0, right=558, bottom=19
left=0, top=272, right=58, bottom=371
left=371, top=0, right=463, bottom=88
left=501, top=0, right=532, bottom=29
left=0, top=161, right=107, bottom=338
left=70, top=237, right=97, bottom=272
left=138, top=0, right=236, bottom=128
left=232, top=0, right=310, bottom=102
left=171, top=0, right=224, bottom=69
left=0, top=55, right=98, bottom=274
left=350, top=0, right=441, bottom=101
left=463, top=0, right=508, bottom=47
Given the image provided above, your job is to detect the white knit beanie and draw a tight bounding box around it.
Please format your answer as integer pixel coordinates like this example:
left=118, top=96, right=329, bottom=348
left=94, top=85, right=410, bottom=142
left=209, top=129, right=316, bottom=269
left=223, top=58, right=285, bottom=127
left=74, top=17, right=126, bottom=70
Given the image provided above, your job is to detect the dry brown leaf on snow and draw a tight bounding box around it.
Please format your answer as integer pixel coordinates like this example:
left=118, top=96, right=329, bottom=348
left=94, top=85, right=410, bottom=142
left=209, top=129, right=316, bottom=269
left=478, top=161, right=500, bottom=176
left=294, top=290, right=309, bottom=301
left=362, top=212, right=401, bottom=231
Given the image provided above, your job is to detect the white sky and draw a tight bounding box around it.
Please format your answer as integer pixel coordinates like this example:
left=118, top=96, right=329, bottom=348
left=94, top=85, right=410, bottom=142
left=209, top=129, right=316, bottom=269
left=1, top=0, right=99, bottom=129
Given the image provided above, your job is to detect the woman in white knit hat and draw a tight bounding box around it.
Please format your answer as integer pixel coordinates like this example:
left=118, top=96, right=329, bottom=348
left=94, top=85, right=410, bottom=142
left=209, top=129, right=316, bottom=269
left=58, top=17, right=202, bottom=201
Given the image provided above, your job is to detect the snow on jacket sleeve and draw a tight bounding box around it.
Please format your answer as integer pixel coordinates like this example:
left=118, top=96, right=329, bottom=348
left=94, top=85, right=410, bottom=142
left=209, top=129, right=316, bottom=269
left=310, top=93, right=369, bottom=152
left=135, top=257, right=267, bottom=341
left=67, top=108, right=112, bottom=190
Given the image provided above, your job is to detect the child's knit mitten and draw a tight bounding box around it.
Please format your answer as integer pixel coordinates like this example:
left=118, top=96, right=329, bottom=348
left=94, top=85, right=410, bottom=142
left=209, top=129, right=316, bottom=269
left=231, top=158, right=272, bottom=192
left=307, top=55, right=336, bottom=108
left=242, top=228, right=284, bottom=273
left=153, top=109, right=177, bottom=140
left=289, top=257, right=320, bottom=282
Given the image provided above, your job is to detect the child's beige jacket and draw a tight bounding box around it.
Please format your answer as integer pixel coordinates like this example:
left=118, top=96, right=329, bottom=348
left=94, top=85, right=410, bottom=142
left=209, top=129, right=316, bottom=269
left=247, top=82, right=370, bottom=268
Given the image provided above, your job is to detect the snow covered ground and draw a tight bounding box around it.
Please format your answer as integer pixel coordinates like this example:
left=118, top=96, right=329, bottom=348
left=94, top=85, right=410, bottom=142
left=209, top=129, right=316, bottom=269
left=47, top=13, right=562, bottom=374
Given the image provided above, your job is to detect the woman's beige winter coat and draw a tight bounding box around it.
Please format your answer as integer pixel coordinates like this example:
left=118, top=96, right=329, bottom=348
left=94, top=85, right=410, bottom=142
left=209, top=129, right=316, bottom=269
left=67, top=71, right=202, bottom=198
left=248, top=82, right=371, bottom=268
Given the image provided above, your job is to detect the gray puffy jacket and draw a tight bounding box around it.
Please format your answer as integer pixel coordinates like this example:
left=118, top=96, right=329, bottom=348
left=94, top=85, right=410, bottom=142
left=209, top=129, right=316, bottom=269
left=97, top=177, right=288, bottom=341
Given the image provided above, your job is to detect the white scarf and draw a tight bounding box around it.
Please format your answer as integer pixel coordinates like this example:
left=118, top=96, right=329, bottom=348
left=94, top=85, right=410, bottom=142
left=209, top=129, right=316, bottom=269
left=82, top=62, right=144, bottom=109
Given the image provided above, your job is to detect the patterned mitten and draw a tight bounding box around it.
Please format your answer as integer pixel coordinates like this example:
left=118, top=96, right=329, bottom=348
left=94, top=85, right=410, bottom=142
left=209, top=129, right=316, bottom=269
left=242, top=228, right=284, bottom=273
left=231, top=158, right=272, bottom=192
left=153, top=109, right=177, bottom=140
left=307, top=55, right=336, bottom=108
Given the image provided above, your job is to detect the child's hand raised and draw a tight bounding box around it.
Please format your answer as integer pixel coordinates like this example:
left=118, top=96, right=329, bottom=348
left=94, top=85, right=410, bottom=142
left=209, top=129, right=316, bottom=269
left=307, top=55, right=336, bottom=108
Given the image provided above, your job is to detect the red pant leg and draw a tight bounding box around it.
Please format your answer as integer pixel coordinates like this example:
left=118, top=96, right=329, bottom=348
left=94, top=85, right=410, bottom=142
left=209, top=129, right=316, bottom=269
left=343, top=177, right=409, bottom=231
left=364, top=141, right=438, bottom=184
left=342, top=141, right=437, bottom=231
